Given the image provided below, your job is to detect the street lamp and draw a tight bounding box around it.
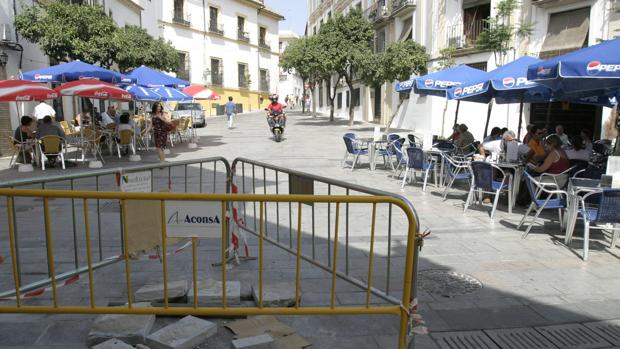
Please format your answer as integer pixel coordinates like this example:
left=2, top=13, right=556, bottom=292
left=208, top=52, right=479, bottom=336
left=0, top=50, right=8, bottom=66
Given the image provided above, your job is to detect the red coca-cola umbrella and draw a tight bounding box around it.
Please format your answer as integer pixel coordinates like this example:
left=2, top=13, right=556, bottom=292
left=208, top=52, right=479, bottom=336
left=55, top=80, right=133, bottom=101
left=0, top=80, right=58, bottom=102
left=183, top=85, right=220, bottom=100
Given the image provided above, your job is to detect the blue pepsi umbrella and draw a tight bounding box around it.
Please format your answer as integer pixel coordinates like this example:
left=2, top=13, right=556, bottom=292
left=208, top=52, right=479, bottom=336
left=151, top=87, right=191, bottom=101
left=127, top=66, right=190, bottom=88
left=396, top=64, right=487, bottom=97
left=21, top=60, right=129, bottom=84
left=447, top=56, right=552, bottom=104
left=527, top=37, right=620, bottom=94
left=125, top=85, right=162, bottom=101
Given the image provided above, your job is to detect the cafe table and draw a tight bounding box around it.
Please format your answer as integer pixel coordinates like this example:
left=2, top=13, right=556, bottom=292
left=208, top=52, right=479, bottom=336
left=489, top=161, right=524, bottom=209
left=357, top=137, right=389, bottom=171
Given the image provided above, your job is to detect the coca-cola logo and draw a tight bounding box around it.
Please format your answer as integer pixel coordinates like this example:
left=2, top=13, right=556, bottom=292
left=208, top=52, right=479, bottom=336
left=94, top=91, right=108, bottom=97
left=15, top=95, right=32, bottom=101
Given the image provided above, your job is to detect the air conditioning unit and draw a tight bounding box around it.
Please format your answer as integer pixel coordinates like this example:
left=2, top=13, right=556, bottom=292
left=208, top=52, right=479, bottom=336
left=0, top=24, right=13, bottom=42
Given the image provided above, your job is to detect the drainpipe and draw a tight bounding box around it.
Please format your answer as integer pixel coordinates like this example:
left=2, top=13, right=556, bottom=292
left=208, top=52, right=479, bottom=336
left=256, top=3, right=266, bottom=112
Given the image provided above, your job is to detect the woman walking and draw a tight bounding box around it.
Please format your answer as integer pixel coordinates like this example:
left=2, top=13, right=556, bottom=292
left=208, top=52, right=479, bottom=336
left=151, top=102, right=173, bottom=162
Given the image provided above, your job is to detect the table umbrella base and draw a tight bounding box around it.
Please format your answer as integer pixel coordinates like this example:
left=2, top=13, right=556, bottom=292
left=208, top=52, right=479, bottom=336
left=164, top=149, right=171, bottom=155
left=88, top=160, right=103, bottom=168
left=18, top=164, right=34, bottom=172
left=188, top=142, right=198, bottom=149
left=129, top=154, right=141, bottom=162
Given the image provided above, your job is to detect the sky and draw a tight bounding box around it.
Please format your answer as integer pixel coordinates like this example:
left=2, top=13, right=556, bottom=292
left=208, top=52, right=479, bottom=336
left=265, top=0, right=307, bottom=36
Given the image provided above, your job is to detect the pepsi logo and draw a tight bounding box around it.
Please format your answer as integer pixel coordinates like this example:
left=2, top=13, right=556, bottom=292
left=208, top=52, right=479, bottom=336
left=453, top=87, right=463, bottom=97
left=34, top=74, right=53, bottom=80
left=424, top=79, right=433, bottom=87
left=502, top=77, right=515, bottom=88
left=536, top=66, right=551, bottom=77
left=586, top=61, right=620, bottom=75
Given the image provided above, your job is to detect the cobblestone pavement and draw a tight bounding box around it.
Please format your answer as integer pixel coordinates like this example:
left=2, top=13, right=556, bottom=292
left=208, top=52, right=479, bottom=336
left=1, top=111, right=620, bottom=349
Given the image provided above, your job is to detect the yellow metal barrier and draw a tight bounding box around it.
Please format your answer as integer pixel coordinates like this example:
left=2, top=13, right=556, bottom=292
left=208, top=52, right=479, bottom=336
left=0, top=189, right=418, bottom=349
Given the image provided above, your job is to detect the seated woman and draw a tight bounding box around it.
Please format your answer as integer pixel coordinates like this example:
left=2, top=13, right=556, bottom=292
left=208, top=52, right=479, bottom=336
left=528, top=135, right=570, bottom=175
left=116, top=113, right=133, bottom=156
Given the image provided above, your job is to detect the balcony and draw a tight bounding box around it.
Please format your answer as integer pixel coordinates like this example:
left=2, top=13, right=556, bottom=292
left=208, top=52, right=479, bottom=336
left=172, top=11, right=191, bottom=26
left=259, top=39, right=271, bottom=50
left=446, top=19, right=489, bottom=49
left=391, top=0, right=416, bottom=17
left=238, top=30, right=250, bottom=42
left=209, top=22, right=224, bottom=35
left=532, top=0, right=585, bottom=8
left=364, top=1, right=389, bottom=24
left=210, top=73, right=223, bottom=86
left=260, top=79, right=270, bottom=92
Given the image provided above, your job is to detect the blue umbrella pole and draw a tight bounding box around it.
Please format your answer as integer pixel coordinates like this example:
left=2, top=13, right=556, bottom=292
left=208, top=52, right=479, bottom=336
left=484, top=100, right=494, bottom=138
left=517, top=93, right=524, bottom=140
left=453, top=100, right=461, bottom=125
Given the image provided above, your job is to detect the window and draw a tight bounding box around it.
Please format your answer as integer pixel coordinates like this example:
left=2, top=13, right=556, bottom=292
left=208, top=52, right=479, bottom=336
left=466, top=61, right=487, bottom=72
left=237, top=16, right=249, bottom=41
left=173, top=0, right=185, bottom=24
left=313, top=26, right=317, bottom=35
left=238, top=63, right=248, bottom=88
left=319, top=84, right=324, bottom=108
left=209, top=7, right=223, bottom=35
left=337, top=92, right=342, bottom=109
left=462, top=3, right=490, bottom=47
left=539, top=7, right=590, bottom=59
left=259, top=27, right=268, bottom=48
left=176, top=51, right=190, bottom=81
left=346, top=90, right=350, bottom=108
left=375, top=30, right=386, bottom=52
left=210, top=58, right=222, bottom=85
left=353, top=88, right=361, bottom=107
left=259, top=69, right=269, bottom=91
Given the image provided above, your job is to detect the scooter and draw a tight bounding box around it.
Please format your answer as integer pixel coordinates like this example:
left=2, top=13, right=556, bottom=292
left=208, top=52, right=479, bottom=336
left=265, top=108, right=286, bottom=142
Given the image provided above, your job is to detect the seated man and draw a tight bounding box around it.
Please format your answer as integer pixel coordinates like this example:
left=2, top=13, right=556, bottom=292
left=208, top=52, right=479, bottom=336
left=37, top=115, right=65, bottom=139
left=454, top=124, right=474, bottom=153
left=525, top=125, right=546, bottom=163
left=478, top=130, right=516, bottom=160
left=13, top=115, right=35, bottom=163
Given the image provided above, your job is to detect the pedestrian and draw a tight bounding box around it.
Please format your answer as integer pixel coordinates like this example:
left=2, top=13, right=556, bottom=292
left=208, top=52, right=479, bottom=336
left=225, top=96, right=236, bottom=129
left=33, top=101, right=56, bottom=121
left=151, top=102, right=174, bottom=162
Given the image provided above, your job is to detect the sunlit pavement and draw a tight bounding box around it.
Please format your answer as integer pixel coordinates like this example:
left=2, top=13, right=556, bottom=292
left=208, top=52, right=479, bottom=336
left=1, top=111, right=620, bottom=348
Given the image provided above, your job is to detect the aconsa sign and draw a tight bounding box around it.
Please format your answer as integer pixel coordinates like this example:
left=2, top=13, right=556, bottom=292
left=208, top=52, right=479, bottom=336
left=164, top=201, right=222, bottom=238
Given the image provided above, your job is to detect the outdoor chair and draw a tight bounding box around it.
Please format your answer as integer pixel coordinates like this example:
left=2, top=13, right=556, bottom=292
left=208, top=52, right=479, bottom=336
left=38, top=135, right=66, bottom=170
left=573, top=167, right=603, bottom=180
left=408, top=134, right=421, bottom=148
left=458, top=143, right=478, bottom=157
left=375, top=134, right=402, bottom=170
left=464, top=161, right=512, bottom=219
left=569, top=189, right=620, bottom=261
left=391, top=139, right=407, bottom=178
left=342, top=133, right=357, bottom=164
left=517, top=172, right=567, bottom=239
left=8, top=136, right=33, bottom=167
left=342, top=136, right=368, bottom=171
left=538, top=166, right=575, bottom=190
left=401, top=147, right=436, bottom=192
left=115, top=129, right=136, bottom=158
left=441, top=153, right=471, bottom=200
left=80, top=128, right=105, bottom=164
left=569, top=160, right=589, bottom=177
left=137, top=120, right=152, bottom=151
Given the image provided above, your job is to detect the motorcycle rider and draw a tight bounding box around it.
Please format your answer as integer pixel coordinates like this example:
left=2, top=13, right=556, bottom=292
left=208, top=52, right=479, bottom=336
left=266, top=94, right=286, bottom=128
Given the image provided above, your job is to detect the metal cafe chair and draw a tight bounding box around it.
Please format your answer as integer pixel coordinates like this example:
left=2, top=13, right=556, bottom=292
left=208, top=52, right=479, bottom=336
left=570, top=189, right=620, bottom=261
left=464, top=161, right=512, bottom=219
left=342, top=135, right=369, bottom=171
left=518, top=172, right=568, bottom=239
left=441, top=153, right=471, bottom=200
left=401, top=147, right=436, bottom=192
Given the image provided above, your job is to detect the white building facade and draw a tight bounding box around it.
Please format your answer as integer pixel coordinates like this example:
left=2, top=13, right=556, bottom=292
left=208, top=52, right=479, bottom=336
left=307, top=0, right=619, bottom=141
left=277, top=30, right=304, bottom=107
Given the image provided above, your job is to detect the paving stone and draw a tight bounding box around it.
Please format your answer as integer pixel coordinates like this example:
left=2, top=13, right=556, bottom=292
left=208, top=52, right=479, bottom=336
left=188, top=279, right=241, bottom=305
left=431, top=330, right=500, bottom=349
left=134, top=280, right=189, bottom=302
left=535, top=323, right=610, bottom=349
left=87, top=309, right=156, bottom=346
left=584, top=320, right=620, bottom=346
left=146, top=316, right=217, bottom=349
left=135, top=345, right=151, bottom=349
left=231, top=334, right=274, bottom=349
left=252, top=282, right=296, bottom=307
left=91, top=338, right=135, bottom=349
left=484, top=327, right=557, bottom=349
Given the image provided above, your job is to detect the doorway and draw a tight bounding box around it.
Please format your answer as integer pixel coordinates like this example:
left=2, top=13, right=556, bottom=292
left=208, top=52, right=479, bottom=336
left=530, top=102, right=601, bottom=139
left=373, top=86, right=382, bottom=123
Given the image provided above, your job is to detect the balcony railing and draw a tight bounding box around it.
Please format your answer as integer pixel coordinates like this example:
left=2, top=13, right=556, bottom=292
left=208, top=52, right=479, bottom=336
left=364, top=1, right=389, bottom=23
left=238, top=77, right=249, bottom=89
left=446, top=19, right=489, bottom=49
left=176, top=69, right=190, bottom=82
left=260, top=79, right=270, bottom=92
left=259, top=39, right=270, bottom=50
left=210, top=73, right=223, bottom=86
left=238, top=30, right=250, bottom=42
left=209, top=22, right=224, bottom=35
left=391, top=0, right=416, bottom=16
left=172, top=11, right=191, bottom=26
